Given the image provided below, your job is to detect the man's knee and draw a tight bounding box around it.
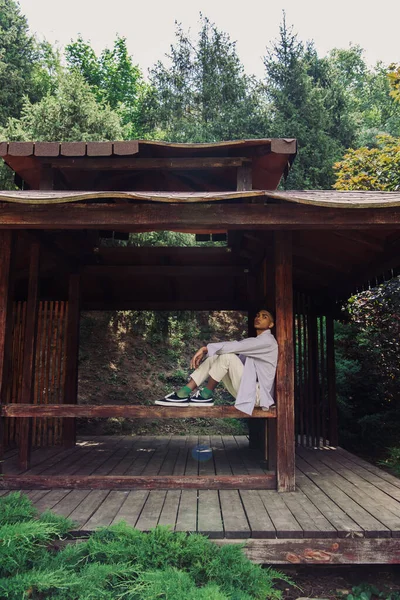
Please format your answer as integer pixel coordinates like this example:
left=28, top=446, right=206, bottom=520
left=217, top=353, right=239, bottom=366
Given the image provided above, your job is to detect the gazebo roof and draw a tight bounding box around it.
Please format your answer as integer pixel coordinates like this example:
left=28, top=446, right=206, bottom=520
left=0, top=138, right=297, bottom=192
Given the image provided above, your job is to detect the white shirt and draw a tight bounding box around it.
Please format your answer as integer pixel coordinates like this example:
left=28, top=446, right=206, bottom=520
left=207, top=329, right=278, bottom=415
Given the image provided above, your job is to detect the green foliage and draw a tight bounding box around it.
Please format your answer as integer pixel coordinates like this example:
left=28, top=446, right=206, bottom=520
left=142, top=15, right=270, bottom=142
left=0, top=491, right=37, bottom=525
left=264, top=15, right=357, bottom=189
left=378, top=447, right=400, bottom=476
left=334, top=134, right=400, bottom=190
left=2, top=69, right=124, bottom=142
left=341, top=582, right=400, bottom=600
left=335, top=277, right=400, bottom=453
left=0, top=494, right=287, bottom=600
left=65, top=35, right=147, bottom=137
left=0, top=0, right=35, bottom=126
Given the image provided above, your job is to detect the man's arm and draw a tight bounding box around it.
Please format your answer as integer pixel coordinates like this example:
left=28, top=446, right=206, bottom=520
left=207, top=335, right=275, bottom=359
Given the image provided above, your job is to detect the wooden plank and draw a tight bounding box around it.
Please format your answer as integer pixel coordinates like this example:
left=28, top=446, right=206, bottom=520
left=175, top=490, right=197, bottom=532
left=239, top=490, right=276, bottom=538
left=219, top=490, right=251, bottom=538
left=50, top=489, right=92, bottom=518
left=111, top=436, right=153, bottom=475
left=68, top=490, right=110, bottom=529
left=296, top=454, right=391, bottom=537
left=237, top=163, right=252, bottom=191
left=60, top=142, right=86, bottom=157
left=0, top=404, right=277, bottom=419
left=47, top=156, right=248, bottom=170
left=326, top=316, right=338, bottom=445
left=197, top=490, right=224, bottom=538
left=19, top=243, right=40, bottom=470
left=8, top=142, right=33, bottom=156
left=220, top=537, right=400, bottom=565
left=270, top=139, right=297, bottom=155
left=258, top=490, right=303, bottom=538
left=86, top=142, right=113, bottom=157
left=0, top=142, right=8, bottom=156
left=63, top=274, right=80, bottom=447
left=275, top=231, right=295, bottom=491
left=3, top=203, right=400, bottom=230
left=81, top=265, right=248, bottom=277
left=336, top=447, right=400, bottom=490
left=0, top=231, right=15, bottom=464
left=158, top=490, right=181, bottom=528
left=295, top=467, right=363, bottom=538
left=111, top=490, right=149, bottom=527
left=310, top=450, right=400, bottom=526
left=83, top=490, right=129, bottom=529
left=124, top=436, right=167, bottom=475
left=135, top=490, right=167, bottom=531
left=210, top=435, right=232, bottom=475
left=198, top=435, right=215, bottom=476
left=159, top=436, right=185, bottom=475
left=33, top=489, right=71, bottom=512
left=113, top=141, right=139, bottom=156
left=34, top=142, right=60, bottom=157
left=279, top=489, right=337, bottom=538
left=222, top=435, right=249, bottom=474
left=234, top=436, right=269, bottom=474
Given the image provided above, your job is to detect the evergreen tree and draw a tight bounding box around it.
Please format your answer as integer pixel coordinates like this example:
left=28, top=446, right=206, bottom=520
left=65, top=36, right=147, bottom=137
left=263, top=15, right=355, bottom=189
left=2, top=69, right=124, bottom=142
left=0, top=0, right=35, bottom=126
left=141, top=16, right=271, bottom=142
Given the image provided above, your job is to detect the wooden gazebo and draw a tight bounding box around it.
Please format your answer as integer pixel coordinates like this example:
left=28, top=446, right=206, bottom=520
left=1, top=138, right=400, bottom=563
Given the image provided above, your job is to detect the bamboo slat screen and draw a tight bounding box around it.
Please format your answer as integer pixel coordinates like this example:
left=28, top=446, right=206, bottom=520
left=4, top=301, right=68, bottom=448
left=294, top=293, right=336, bottom=448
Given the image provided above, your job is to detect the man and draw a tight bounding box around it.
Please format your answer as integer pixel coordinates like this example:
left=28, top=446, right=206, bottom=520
left=155, top=309, right=278, bottom=415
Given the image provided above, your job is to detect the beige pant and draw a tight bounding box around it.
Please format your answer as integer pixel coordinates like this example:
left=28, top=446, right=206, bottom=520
left=190, top=354, right=244, bottom=398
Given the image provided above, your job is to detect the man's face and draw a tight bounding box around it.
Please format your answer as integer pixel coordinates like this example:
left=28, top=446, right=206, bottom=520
left=254, top=310, right=274, bottom=331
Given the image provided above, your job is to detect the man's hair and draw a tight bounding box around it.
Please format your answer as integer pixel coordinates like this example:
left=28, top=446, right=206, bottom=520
left=257, top=308, right=275, bottom=323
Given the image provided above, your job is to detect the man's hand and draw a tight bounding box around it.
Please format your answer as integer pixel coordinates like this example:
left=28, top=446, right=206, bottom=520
left=190, top=346, right=208, bottom=370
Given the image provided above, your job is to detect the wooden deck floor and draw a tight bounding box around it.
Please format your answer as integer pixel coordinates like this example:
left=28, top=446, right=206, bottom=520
left=2, top=436, right=400, bottom=564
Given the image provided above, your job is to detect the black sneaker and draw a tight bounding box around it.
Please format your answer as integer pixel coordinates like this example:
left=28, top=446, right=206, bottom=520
left=155, top=391, right=190, bottom=407
left=189, top=389, right=214, bottom=406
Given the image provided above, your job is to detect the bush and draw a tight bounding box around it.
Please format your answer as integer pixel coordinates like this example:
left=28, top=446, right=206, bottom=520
left=0, top=493, right=289, bottom=599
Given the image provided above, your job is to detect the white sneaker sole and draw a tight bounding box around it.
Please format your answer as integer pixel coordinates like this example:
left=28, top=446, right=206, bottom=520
left=189, top=401, right=214, bottom=406
left=155, top=400, right=190, bottom=407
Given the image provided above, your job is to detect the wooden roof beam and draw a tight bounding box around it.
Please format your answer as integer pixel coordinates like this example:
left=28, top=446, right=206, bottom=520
left=40, top=157, right=251, bottom=171
left=2, top=202, right=400, bottom=229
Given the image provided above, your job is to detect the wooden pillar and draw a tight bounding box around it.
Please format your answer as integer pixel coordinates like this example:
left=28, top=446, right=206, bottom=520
left=326, top=315, right=338, bottom=446
left=275, top=231, right=295, bottom=492
left=19, top=242, right=40, bottom=470
left=0, top=232, right=15, bottom=467
left=63, top=274, right=80, bottom=448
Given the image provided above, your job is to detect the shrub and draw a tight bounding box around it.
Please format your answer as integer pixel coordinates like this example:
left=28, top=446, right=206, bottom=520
left=0, top=493, right=288, bottom=599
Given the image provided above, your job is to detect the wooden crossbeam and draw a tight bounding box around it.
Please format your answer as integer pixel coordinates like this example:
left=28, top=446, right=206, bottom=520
left=2, top=203, right=400, bottom=229
left=0, top=474, right=276, bottom=490
left=81, top=265, right=249, bottom=277
left=42, top=157, right=250, bottom=170
left=0, top=404, right=276, bottom=419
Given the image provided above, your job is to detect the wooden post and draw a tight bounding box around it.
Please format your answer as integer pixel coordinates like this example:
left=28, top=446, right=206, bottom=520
left=275, top=231, right=295, bottom=492
left=0, top=232, right=15, bottom=467
left=19, top=243, right=40, bottom=470
left=63, top=274, right=80, bottom=448
left=326, top=315, right=338, bottom=446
